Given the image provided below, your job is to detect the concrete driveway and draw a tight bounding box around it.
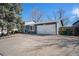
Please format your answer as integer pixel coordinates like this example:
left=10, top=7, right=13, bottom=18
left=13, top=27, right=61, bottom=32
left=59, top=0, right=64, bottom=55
left=0, top=34, right=79, bottom=56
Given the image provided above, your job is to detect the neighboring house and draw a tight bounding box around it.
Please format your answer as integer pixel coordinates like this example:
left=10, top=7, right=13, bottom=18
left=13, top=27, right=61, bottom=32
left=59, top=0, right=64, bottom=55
left=73, top=20, right=79, bottom=27
left=59, top=20, right=79, bottom=36
left=24, top=20, right=62, bottom=35
left=72, top=20, right=79, bottom=35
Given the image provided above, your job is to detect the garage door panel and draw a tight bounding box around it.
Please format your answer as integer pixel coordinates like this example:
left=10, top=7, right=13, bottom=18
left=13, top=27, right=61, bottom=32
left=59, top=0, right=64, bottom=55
left=37, top=24, right=56, bottom=34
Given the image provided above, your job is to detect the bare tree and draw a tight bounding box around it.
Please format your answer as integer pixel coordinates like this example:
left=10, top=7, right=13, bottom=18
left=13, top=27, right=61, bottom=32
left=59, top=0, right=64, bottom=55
left=53, top=8, right=69, bottom=26
left=47, top=15, right=53, bottom=21
left=29, top=8, right=42, bottom=23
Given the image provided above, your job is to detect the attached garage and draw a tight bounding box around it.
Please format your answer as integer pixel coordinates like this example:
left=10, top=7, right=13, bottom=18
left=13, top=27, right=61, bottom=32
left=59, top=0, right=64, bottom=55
left=25, top=21, right=59, bottom=35
left=36, top=22, right=57, bottom=35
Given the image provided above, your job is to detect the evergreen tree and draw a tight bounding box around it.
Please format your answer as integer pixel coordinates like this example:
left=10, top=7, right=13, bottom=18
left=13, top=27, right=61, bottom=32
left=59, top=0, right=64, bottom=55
left=0, top=3, right=25, bottom=34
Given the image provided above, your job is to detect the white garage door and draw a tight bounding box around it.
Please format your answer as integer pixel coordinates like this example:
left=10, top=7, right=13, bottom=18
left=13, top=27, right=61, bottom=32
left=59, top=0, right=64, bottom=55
left=37, top=24, right=56, bottom=34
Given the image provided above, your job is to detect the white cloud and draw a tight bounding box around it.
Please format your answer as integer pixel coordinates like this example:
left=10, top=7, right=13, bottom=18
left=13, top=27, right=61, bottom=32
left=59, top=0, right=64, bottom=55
left=72, top=8, right=79, bottom=17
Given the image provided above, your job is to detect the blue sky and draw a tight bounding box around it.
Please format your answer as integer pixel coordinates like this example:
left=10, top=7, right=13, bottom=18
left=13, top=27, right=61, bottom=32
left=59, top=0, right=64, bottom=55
left=21, top=3, right=79, bottom=26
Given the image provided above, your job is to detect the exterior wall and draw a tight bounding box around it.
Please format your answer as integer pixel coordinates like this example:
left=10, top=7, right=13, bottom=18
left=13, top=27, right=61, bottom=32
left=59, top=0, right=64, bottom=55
left=24, top=25, right=36, bottom=34
left=57, top=20, right=63, bottom=34
left=36, top=24, right=57, bottom=35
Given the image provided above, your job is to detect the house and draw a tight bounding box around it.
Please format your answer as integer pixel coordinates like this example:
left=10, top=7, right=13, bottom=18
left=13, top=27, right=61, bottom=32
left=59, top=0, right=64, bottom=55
left=72, top=20, right=79, bottom=35
left=59, top=20, right=79, bottom=36
left=24, top=20, right=62, bottom=35
left=24, top=21, right=36, bottom=34
left=73, top=20, right=79, bottom=27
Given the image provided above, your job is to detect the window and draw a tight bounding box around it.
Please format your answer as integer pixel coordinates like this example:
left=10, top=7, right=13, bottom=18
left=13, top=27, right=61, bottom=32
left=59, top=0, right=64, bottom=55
left=29, top=26, right=35, bottom=31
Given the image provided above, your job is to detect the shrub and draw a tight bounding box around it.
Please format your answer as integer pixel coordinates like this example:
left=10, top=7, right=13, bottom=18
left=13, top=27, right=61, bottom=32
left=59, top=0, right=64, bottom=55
left=59, top=27, right=72, bottom=35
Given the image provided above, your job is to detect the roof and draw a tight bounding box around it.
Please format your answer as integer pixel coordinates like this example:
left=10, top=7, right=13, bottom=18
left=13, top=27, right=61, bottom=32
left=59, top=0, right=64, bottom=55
left=35, top=21, right=56, bottom=25
left=73, top=20, right=79, bottom=25
left=25, top=21, right=35, bottom=25
left=25, top=21, right=57, bottom=26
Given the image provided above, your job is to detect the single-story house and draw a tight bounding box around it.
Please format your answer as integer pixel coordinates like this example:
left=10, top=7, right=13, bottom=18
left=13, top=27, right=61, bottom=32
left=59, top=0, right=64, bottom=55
left=24, top=20, right=62, bottom=35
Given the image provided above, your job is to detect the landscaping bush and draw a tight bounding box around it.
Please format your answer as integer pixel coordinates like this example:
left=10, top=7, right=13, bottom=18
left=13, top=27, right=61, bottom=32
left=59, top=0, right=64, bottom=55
left=66, top=29, right=72, bottom=35
left=59, top=27, right=66, bottom=35
left=59, top=27, right=72, bottom=35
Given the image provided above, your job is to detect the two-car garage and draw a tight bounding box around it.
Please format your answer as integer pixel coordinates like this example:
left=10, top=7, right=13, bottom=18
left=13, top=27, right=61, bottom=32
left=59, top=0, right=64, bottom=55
left=25, top=21, right=57, bottom=35
left=36, top=22, right=57, bottom=35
